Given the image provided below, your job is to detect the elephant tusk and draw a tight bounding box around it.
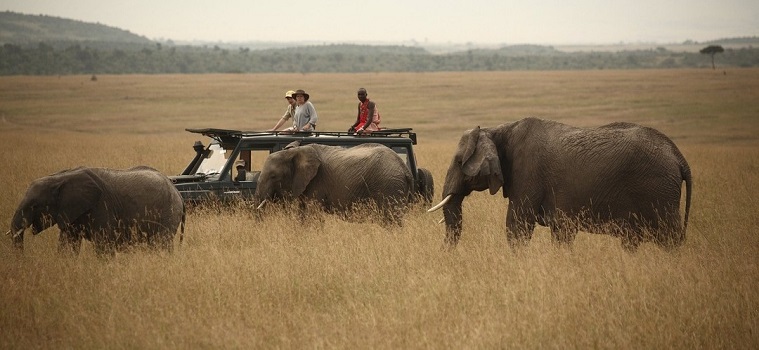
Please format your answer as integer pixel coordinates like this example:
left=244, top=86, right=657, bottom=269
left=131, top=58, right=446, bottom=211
left=427, top=194, right=452, bottom=213
left=437, top=218, right=445, bottom=224
left=256, top=199, right=267, bottom=210
left=12, top=228, right=24, bottom=239
left=4, top=229, right=10, bottom=235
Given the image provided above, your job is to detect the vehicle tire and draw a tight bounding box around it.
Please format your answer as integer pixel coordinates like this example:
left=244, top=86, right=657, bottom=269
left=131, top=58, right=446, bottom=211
left=416, top=168, right=434, bottom=204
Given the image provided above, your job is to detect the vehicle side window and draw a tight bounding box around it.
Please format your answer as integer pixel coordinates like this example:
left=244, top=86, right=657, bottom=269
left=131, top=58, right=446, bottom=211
left=236, top=149, right=272, bottom=181
left=250, top=150, right=269, bottom=173
left=197, top=143, right=229, bottom=178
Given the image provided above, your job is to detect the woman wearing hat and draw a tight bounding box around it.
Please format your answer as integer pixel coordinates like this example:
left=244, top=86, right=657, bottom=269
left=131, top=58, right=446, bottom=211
left=269, top=90, right=297, bottom=131
left=291, top=89, right=318, bottom=131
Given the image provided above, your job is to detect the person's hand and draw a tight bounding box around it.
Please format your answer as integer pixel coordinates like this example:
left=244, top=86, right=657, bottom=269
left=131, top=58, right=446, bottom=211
left=348, top=127, right=355, bottom=133
left=356, top=127, right=365, bottom=135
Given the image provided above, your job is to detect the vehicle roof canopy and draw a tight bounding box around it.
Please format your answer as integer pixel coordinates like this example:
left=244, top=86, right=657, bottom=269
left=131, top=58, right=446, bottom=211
left=185, top=128, right=417, bottom=148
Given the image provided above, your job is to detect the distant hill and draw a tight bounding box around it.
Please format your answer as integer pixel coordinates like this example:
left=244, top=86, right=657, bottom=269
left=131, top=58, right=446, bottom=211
left=0, top=11, right=152, bottom=45
left=462, top=44, right=563, bottom=56
left=704, top=36, right=759, bottom=45
left=1, top=11, right=757, bottom=74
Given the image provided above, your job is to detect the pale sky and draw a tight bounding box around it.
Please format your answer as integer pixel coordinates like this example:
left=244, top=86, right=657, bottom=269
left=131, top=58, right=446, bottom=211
left=2, top=0, right=757, bottom=45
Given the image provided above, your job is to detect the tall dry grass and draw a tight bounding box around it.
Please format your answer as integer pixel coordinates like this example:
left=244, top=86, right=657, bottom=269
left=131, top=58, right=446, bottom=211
left=1, top=70, right=757, bottom=348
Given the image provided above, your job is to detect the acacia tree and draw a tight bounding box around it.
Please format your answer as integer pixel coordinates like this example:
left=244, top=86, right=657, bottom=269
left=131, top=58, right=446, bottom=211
left=700, top=45, right=725, bottom=70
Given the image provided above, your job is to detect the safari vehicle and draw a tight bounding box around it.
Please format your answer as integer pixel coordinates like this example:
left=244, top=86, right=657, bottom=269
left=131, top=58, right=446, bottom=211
left=170, top=128, right=434, bottom=204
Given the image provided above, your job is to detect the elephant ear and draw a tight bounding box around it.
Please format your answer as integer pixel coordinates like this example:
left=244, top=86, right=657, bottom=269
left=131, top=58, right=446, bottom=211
left=54, top=170, right=102, bottom=226
left=461, top=126, right=481, bottom=166
left=461, top=127, right=504, bottom=195
left=284, top=140, right=301, bottom=150
left=291, top=147, right=321, bottom=197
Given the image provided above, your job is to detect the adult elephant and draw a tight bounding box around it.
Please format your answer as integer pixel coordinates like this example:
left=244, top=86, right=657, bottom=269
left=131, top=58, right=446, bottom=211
left=8, top=166, right=185, bottom=256
left=254, top=143, right=414, bottom=226
left=429, top=117, right=692, bottom=251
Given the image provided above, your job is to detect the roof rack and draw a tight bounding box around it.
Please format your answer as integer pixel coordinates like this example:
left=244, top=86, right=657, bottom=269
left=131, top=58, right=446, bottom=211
left=185, top=128, right=417, bottom=144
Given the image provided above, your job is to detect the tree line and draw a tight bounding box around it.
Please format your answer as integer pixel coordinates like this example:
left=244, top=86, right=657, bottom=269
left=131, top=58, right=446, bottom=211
left=2, top=42, right=758, bottom=75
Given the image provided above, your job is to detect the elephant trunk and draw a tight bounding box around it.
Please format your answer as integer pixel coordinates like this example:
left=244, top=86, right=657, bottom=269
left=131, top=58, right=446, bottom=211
left=10, top=208, right=51, bottom=251
left=442, top=194, right=465, bottom=245
left=10, top=212, right=26, bottom=250
left=12, top=229, right=24, bottom=250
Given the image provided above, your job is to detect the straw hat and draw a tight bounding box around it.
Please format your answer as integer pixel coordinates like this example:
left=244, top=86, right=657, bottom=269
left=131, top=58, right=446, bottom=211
left=293, top=89, right=310, bottom=101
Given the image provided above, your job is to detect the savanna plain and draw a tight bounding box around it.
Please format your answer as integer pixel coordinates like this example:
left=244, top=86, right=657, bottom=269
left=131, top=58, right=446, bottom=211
left=1, top=69, right=757, bottom=349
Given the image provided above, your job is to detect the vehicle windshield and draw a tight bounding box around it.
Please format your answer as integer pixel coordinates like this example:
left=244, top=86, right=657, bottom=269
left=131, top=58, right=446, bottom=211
left=196, top=143, right=229, bottom=177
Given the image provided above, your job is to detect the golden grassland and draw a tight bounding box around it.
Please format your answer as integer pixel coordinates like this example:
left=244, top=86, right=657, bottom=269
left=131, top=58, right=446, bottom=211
left=1, top=69, right=758, bottom=348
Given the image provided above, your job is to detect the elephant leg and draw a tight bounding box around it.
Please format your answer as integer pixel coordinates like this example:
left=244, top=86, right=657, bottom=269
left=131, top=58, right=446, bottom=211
left=58, top=231, right=82, bottom=255
left=380, top=210, right=404, bottom=229
left=655, top=229, right=685, bottom=251
left=92, top=236, right=117, bottom=258
left=147, top=237, right=172, bottom=252
left=297, top=199, right=309, bottom=222
left=549, top=213, right=578, bottom=246
left=506, top=202, right=538, bottom=248
left=506, top=201, right=545, bottom=248
left=95, top=245, right=116, bottom=258
left=653, top=211, right=685, bottom=250
left=379, top=198, right=405, bottom=228
left=506, top=222, right=534, bottom=249
left=506, top=212, right=535, bottom=249
left=296, top=199, right=325, bottom=229
left=152, top=233, right=174, bottom=252
left=163, top=237, right=175, bottom=252
left=620, top=234, right=641, bottom=252
left=550, top=224, right=578, bottom=246
left=618, top=225, right=642, bottom=252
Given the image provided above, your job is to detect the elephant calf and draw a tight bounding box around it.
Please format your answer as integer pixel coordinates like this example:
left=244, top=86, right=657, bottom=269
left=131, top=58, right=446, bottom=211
left=9, top=166, right=185, bottom=256
left=254, top=143, right=414, bottom=226
left=429, top=117, right=692, bottom=251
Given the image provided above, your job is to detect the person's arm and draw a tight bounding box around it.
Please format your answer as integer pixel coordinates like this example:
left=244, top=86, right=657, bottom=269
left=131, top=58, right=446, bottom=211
left=349, top=103, right=361, bottom=132
left=270, top=107, right=292, bottom=131
left=270, top=117, right=287, bottom=131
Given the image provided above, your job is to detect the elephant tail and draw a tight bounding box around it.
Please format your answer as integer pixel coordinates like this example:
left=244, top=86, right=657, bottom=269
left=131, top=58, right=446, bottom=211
left=179, top=203, right=186, bottom=245
left=669, top=138, right=692, bottom=236
left=681, top=160, right=692, bottom=234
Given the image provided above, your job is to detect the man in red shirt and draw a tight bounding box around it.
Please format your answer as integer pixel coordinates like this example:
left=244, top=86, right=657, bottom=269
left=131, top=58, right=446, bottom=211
left=349, top=88, right=381, bottom=134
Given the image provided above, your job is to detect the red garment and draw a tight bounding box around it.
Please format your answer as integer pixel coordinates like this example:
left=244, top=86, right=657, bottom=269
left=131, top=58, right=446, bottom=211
left=357, top=99, right=380, bottom=131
